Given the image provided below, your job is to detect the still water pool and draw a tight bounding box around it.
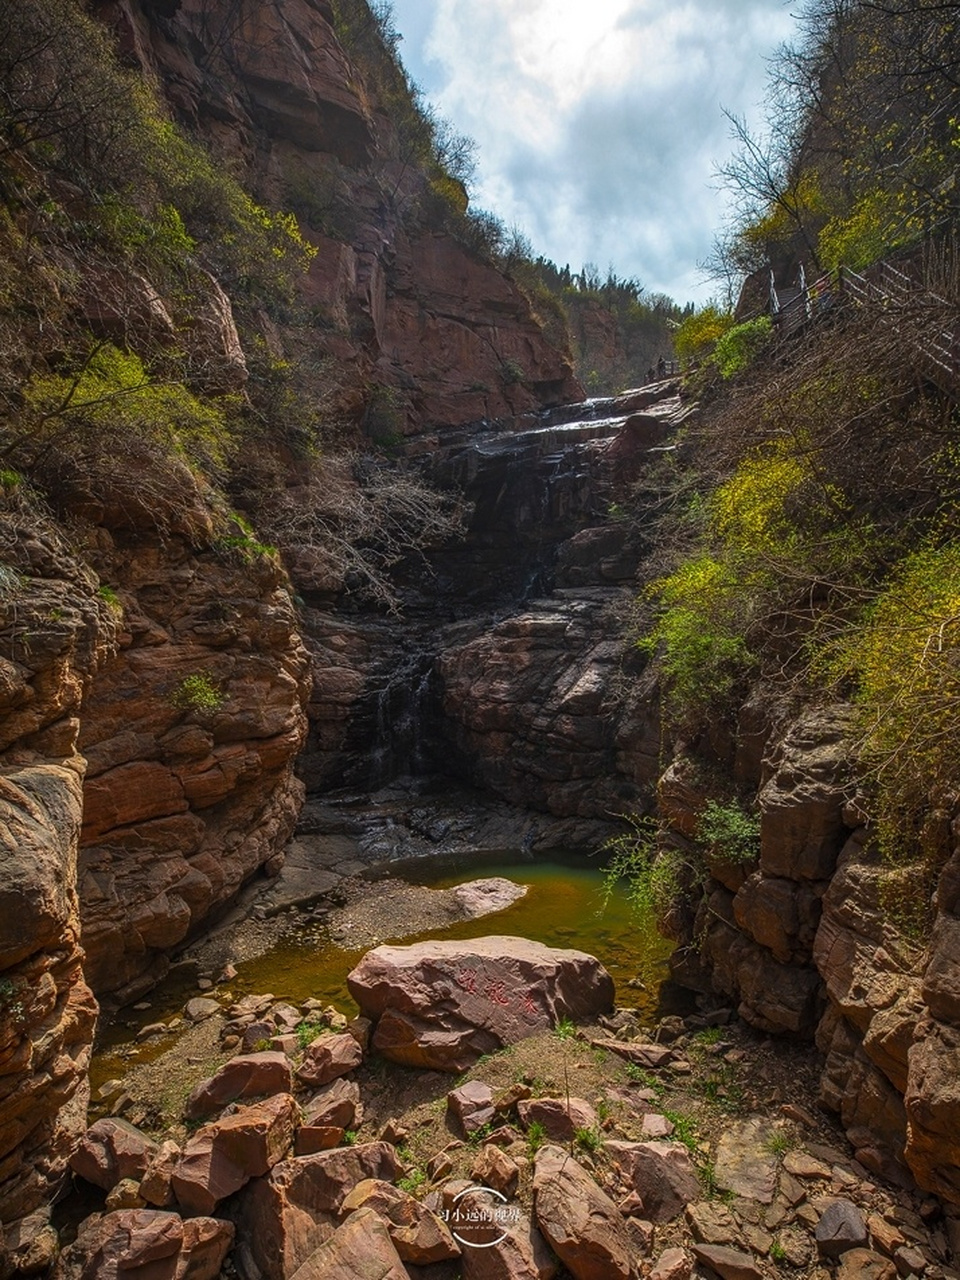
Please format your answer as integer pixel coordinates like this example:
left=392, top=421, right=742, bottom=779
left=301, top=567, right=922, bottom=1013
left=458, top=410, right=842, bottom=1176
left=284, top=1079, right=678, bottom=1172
left=230, top=853, right=673, bottom=1019
left=91, top=854, right=675, bottom=1092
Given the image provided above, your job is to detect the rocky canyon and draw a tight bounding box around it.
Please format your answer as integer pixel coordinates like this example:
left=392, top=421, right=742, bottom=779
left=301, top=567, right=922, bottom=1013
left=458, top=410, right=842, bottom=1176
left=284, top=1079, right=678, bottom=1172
left=0, top=0, right=959, bottom=1276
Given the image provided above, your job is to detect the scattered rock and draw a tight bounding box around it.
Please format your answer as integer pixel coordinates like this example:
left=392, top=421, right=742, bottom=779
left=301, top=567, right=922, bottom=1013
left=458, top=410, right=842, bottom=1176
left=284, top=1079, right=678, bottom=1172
left=458, top=1196, right=557, bottom=1279
left=340, top=1179, right=460, bottom=1264
left=517, top=1096, right=598, bottom=1143
left=835, top=1247, right=897, bottom=1280
left=592, top=1040, right=675, bottom=1069
left=69, top=1118, right=159, bottom=1192
left=641, top=1113, right=676, bottom=1139
left=686, top=1201, right=741, bottom=1248
left=288, top=1208, right=408, bottom=1280
left=184, top=997, right=221, bottom=1022
left=448, top=1080, right=496, bottom=1136
left=347, top=936, right=614, bottom=1070
left=783, top=1150, right=833, bottom=1180
left=606, top=1140, right=701, bottom=1223
left=241, top=1142, right=402, bottom=1277
left=139, top=1140, right=181, bottom=1209
left=691, top=1242, right=764, bottom=1280
left=57, top=1210, right=233, bottom=1280
left=104, top=1178, right=146, bottom=1211
left=172, top=1093, right=298, bottom=1214
left=533, top=1144, right=638, bottom=1279
left=302, top=1078, right=363, bottom=1131
left=713, top=1117, right=779, bottom=1204
left=185, top=1051, right=292, bottom=1120
left=295, top=1032, right=363, bottom=1087
left=472, top=1144, right=521, bottom=1197
left=294, top=1126, right=344, bottom=1155
left=816, top=1200, right=869, bottom=1258
left=650, top=1247, right=693, bottom=1280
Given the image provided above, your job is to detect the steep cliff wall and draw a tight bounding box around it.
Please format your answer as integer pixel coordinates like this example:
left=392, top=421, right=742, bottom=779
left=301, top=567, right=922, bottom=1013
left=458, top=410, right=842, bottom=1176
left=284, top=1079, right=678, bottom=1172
left=658, top=689, right=960, bottom=1206
left=94, top=0, right=582, bottom=436
left=0, top=504, right=111, bottom=1242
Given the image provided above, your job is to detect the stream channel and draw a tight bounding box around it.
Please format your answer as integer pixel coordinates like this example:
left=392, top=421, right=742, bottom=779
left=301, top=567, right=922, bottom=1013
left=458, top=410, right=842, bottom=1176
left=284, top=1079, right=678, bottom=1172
left=91, top=386, right=686, bottom=1101
left=90, top=849, right=675, bottom=1098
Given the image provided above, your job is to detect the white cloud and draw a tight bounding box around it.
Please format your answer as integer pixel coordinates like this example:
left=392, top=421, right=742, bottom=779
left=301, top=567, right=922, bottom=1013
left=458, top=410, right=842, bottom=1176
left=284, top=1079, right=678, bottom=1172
left=390, top=0, right=798, bottom=303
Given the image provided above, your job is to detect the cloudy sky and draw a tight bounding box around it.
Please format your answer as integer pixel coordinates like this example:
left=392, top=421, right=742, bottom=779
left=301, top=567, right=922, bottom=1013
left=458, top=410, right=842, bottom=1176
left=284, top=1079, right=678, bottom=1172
left=389, top=0, right=799, bottom=305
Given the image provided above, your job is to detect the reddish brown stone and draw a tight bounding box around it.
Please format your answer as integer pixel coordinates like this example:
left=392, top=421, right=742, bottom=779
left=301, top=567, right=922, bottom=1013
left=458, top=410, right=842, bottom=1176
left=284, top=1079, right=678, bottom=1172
left=171, top=1093, right=297, bottom=1214
left=288, top=1208, right=408, bottom=1280
left=58, top=1209, right=233, bottom=1280
left=240, top=1142, right=402, bottom=1277
left=185, top=1052, right=292, bottom=1120
left=348, top=937, right=614, bottom=1071
left=295, top=1032, right=362, bottom=1087
left=69, top=1118, right=158, bottom=1192
left=533, top=1145, right=637, bottom=1279
left=340, top=1178, right=459, bottom=1264
left=517, top=1097, right=597, bottom=1144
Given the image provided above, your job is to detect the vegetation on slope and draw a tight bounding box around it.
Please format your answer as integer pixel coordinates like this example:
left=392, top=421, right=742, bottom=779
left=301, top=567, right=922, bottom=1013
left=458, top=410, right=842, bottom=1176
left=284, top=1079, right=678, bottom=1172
left=621, top=0, right=960, bottom=934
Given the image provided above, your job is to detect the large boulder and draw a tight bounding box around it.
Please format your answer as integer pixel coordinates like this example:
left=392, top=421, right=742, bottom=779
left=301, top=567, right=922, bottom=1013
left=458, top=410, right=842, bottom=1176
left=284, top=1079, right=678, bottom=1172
left=69, top=1119, right=158, bottom=1192
left=288, top=1208, right=407, bottom=1280
left=185, top=1052, right=292, bottom=1120
left=533, top=1145, right=639, bottom=1279
left=605, top=1141, right=700, bottom=1223
left=240, top=1142, right=402, bottom=1277
left=56, top=1210, right=233, bottom=1280
left=171, top=1094, right=297, bottom=1214
left=347, top=937, right=614, bottom=1071
left=295, top=1032, right=362, bottom=1087
left=340, top=1179, right=459, bottom=1264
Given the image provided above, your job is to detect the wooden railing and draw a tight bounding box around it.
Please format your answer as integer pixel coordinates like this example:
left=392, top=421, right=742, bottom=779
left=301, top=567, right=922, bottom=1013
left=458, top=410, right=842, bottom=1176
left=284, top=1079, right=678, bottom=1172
left=769, top=258, right=960, bottom=399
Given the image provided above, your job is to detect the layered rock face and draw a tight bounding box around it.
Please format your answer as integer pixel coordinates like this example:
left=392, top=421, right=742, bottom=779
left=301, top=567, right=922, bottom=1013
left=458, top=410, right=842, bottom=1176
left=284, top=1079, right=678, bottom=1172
left=660, top=696, right=960, bottom=1203
left=0, top=511, right=111, bottom=1235
left=298, top=392, right=681, bottom=811
left=95, top=0, right=581, bottom=435
left=78, top=524, right=310, bottom=1001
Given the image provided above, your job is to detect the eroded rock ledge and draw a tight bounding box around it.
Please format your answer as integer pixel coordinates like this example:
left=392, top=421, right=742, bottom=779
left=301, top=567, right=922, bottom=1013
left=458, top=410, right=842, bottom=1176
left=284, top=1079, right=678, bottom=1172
left=660, top=697, right=960, bottom=1205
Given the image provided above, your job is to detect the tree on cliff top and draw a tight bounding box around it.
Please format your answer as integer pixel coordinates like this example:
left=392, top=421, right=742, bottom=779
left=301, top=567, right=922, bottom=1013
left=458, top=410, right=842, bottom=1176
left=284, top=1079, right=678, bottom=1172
left=709, top=0, right=960, bottom=286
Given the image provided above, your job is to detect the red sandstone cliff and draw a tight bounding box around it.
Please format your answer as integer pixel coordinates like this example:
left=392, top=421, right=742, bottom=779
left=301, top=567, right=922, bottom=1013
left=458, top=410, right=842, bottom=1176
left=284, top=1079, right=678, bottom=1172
left=94, top=0, right=583, bottom=435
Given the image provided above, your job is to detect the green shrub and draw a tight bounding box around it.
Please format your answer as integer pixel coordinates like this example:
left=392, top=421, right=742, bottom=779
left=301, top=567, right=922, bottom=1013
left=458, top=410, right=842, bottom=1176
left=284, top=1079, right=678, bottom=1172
left=97, top=584, right=123, bottom=613
left=601, top=814, right=686, bottom=923
left=673, top=304, right=732, bottom=366
left=696, top=800, right=761, bottom=865
left=639, top=553, right=757, bottom=717
left=574, top=1126, right=602, bottom=1153
left=713, top=316, right=773, bottom=379
left=526, top=1120, right=547, bottom=1155
left=172, top=672, right=224, bottom=714
left=19, top=344, right=232, bottom=475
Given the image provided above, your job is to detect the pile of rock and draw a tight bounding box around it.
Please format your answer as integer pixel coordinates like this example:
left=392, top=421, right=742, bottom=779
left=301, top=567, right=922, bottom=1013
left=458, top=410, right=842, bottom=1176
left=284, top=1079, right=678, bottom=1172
left=58, top=939, right=960, bottom=1279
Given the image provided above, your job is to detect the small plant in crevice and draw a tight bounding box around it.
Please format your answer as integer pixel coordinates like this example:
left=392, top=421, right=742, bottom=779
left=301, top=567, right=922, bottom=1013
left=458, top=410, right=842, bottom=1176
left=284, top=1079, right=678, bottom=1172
left=526, top=1120, right=547, bottom=1156
left=574, top=1125, right=602, bottom=1153
left=171, top=671, right=224, bottom=714
left=663, top=1110, right=699, bottom=1153
left=0, top=977, right=25, bottom=1025
left=553, top=1016, right=577, bottom=1041
left=97, top=583, right=123, bottom=613
left=295, top=1018, right=326, bottom=1050
left=397, top=1167, right=426, bottom=1194
left=696, top=799, right=761, bottom=866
